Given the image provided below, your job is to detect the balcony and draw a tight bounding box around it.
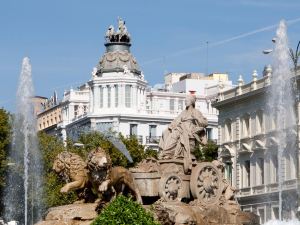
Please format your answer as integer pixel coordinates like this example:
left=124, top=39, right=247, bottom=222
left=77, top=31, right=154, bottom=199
left=238, top=187, right=251, bottom=196
left=252, top=185, right=266, bottom=194
left=146, top=136, right=161, bottom=144
left=126, top=135, right=143, bottom=144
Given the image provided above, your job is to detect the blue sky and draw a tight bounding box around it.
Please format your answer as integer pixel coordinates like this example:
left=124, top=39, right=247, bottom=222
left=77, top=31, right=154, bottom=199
left=1, top=0, right=300, bottom=111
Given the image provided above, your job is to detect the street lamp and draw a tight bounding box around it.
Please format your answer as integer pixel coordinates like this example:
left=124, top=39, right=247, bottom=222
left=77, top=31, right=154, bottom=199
left=263, top=39, right=300, bottom=74
left=262, top=49, right=273, bottom=54
left=73, top=143, right=84, bottom=147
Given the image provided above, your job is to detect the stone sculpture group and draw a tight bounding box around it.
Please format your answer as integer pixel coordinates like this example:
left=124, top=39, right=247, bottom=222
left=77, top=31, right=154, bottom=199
left=105, top=17, right=131, bottom=43
left=52, top=147, right=142, bottom=204
left=38, top=94, right=259, bottom=225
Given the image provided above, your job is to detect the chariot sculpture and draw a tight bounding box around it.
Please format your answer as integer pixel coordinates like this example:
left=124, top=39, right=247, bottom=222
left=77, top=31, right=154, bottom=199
left=130, top=94, right=238, bottom=209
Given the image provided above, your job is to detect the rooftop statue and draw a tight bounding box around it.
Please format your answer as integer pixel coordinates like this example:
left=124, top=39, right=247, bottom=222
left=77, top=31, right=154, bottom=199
left=158, top=94, right=208, bottom=173
left=105, top=25, right=115, bottom=42
left=105, top=17, right=131, bottom=43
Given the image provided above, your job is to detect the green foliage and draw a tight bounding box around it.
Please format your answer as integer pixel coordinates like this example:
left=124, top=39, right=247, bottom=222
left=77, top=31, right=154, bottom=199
left=39, top=131, right=153, bottom=209
left=38, top=132, right=78, bottom=207
left=193, top=140, right=218, bottom=162
left=144, top=148, right=158, bottom=159
left=0, top=108, right=10, bottom=188
left=79, top=131, right=149, bottom=168
left=0, top=108, right=11, bottom=214
left=92, top=195, right=160, bottom=225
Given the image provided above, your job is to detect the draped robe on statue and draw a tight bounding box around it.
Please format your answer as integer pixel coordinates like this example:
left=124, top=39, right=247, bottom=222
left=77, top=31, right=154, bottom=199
left=158, top=106, right=208, bottom=172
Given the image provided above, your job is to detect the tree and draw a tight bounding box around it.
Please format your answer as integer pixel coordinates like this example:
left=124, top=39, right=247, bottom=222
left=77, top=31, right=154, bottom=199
left=38, top=131, right=155, bottom=210
left=193, top=140, right=218, bottom=162
left=38, top=132, right=78, bottom=208
left=92, top=195, right=160, bottom=225
left=0, top=108, right=11, bottom=215
left=78, top=131, right=154, bottom=168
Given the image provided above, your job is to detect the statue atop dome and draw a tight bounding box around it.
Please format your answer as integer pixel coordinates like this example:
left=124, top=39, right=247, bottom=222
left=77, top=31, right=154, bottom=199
left=105, top=17, right=131, bottom=43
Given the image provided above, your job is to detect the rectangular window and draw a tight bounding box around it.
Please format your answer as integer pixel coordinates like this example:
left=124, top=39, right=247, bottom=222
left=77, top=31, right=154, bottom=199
left=244, top=160, right=250, bottom=187
left=241, top=115, right=250, bottom=138
left=258, top=158, right=264, bottom=185
left=125, top=85, right=131, bottom=108
left=130, top=124, right=138, bottom=136
left=225, top=162, right=232, bottom=185
left=170, top=99, right=175, bottom=111
left=115, top=85, right=118, bottom=107
left=272, top=207, right=279, bottom=220
left=206, top=128, right=213, bottom=140
left=178, top=100, right=184, bottom=110
left=74, top=105, right=78, bottom=117
left=285, top=154, right=291, bottom=180
left=100, top=86, right=103, bottom=108
left=149, top=125, right=157, bottom=137
left=107, top=86, right=111, bottom=108
left=272, top=155, right=278, bottom=183
left=258, top=208, right=265, bottom=224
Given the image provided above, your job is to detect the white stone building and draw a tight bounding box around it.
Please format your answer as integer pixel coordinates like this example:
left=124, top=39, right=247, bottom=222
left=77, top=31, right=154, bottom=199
left=212, top=67, right=300, bottom=223
left=37, top=20, right=233, bottom=150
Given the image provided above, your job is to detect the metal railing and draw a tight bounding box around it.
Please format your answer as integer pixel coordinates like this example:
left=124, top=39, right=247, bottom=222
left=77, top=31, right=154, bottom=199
left=126, top=135, right=143, bottom=144
left=146, top=136, right=161, bottom=144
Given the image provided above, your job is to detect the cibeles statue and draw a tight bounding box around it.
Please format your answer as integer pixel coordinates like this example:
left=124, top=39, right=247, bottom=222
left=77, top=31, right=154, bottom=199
left=158, top=94, right=208, bottom=173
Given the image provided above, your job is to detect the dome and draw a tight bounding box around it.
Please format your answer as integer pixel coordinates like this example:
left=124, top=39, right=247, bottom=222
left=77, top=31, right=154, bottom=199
left=97, top=43, right=141, bottom=75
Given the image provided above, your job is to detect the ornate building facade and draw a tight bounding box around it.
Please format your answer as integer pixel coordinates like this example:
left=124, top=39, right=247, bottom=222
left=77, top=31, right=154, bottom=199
left=37, top=19, right=233, bottom=149
left=213, top=67, right=300, bottom=223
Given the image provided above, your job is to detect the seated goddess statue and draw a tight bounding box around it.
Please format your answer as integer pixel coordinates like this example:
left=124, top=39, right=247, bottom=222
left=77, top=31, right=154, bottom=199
left=158, top=95, right=208, bottom=172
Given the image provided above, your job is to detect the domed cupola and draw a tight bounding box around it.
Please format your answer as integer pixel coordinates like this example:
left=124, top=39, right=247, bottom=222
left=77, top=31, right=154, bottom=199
left=96, top=18, right=141, bottom=76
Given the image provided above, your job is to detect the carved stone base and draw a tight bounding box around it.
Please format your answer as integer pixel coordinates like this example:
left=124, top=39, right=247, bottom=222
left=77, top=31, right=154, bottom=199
left=35, top=203, right=98, bottom=225
left=151, top=201, right=259, bottom=225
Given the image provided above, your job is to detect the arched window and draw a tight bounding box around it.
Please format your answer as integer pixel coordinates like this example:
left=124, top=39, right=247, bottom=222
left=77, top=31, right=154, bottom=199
left=107, top=86, right=111, bottom=108
left=125, top=85, right=131, bottom=107
left=99, top=86, right=103, bottom=108
left=115, top=85, right=119, bottom=107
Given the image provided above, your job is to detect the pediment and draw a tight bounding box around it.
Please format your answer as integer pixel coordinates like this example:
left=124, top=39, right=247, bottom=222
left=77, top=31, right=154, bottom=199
left=253, top=139, right=265, bottom=150
left=266, top=136, right=278, bottom=147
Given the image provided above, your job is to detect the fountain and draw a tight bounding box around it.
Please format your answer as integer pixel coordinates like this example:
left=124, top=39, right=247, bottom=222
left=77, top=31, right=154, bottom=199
left=3, top=57, right=43, bottom=225
left=263, top=20, right=298, bottom=224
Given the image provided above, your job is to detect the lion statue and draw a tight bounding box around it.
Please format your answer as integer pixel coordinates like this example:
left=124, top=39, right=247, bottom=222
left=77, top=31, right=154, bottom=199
left=53, top=151, right=89, bottom=194
left=87, top=147, right=142, bottom=204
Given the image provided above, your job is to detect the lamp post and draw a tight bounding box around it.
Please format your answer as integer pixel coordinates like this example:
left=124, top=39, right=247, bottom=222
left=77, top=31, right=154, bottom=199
left=289, top=41, right=300, bottom=75
left=263, top=39, right=300, bottom=74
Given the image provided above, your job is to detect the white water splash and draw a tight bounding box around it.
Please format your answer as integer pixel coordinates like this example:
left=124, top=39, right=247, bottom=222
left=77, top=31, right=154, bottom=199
left=264, top=219, right=300, bottom=225
left=268, top=20, right=296, bottom=221
left=4, top=57, right=43, bottom=224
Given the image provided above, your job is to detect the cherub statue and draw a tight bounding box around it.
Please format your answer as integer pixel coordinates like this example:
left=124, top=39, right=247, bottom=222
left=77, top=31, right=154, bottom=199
left=123, top=65, right=130, bottom=75
left=91, top=67, right=97, bottom=78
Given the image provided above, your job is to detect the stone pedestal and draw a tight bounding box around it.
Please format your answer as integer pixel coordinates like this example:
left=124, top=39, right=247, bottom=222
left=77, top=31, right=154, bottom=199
left=152, top=201, right=259, bottom=225
left=36, top=203, right=98, bottom=225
